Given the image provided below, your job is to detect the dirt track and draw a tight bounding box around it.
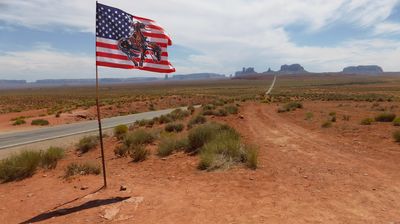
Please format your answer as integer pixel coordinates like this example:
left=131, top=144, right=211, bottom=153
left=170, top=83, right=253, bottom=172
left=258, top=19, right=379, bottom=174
left=1, top=103, right=400, bottom=223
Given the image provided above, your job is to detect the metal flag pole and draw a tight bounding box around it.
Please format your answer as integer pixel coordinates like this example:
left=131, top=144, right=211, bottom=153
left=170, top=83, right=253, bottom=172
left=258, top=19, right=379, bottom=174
left=95, top=0, right=107, bottom=188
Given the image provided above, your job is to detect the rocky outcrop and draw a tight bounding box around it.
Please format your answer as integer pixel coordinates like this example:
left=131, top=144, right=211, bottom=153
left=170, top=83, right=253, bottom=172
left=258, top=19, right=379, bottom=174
left=235, top=67, right=257, bottom=77
left=342, top=65, right=383, bottom=74
left=279, top=64, right=307, bottom=74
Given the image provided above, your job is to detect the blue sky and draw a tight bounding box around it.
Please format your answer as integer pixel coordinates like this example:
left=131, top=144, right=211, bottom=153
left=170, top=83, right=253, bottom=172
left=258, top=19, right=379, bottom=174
left=0, top=0, right=399, bottom=81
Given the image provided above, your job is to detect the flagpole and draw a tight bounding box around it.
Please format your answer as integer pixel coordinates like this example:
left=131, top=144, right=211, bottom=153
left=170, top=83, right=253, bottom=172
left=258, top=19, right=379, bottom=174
left=95, top=0, right=107, bottom=188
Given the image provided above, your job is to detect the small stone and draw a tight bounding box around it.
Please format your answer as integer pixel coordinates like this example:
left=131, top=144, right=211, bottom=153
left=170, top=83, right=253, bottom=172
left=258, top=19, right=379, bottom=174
left=27, top=193, right=34, bottom=198
left=239, top=115, right=244, bottom=119
left=303, top=176, right=308, bottom=179
left=249, top=177, right=254, bottom=180
left=42, top=174, right=47, bottom=177
left=363, top=173, right=368, bottom=176
left=120, top=185, right=127, bottom=191
left=161, top=158, right=167, bottom=161
left=80, top=186, right=89, bottom=190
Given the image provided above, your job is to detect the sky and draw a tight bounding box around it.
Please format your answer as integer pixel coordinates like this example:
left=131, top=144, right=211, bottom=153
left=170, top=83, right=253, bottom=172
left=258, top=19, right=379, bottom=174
left=0, top=0, right=399, bottom=81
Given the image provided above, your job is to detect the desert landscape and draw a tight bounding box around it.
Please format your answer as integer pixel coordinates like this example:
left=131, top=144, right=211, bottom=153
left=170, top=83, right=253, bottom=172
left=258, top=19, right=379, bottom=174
left=1, top=75, right=400, bottom=223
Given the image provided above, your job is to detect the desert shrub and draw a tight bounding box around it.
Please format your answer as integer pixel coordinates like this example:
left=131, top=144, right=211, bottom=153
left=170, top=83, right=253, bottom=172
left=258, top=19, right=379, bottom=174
left=329, top=112, right=336, bottom=116
left=148, top=104, right=155, bottom=111
left=278, top=102, right=303, bottom=113
left=360, top=118, right=374, bottom=125
left=157, top=138, right=176, bottom=157
left=187, top=115, right=206, bottom=129
left=197, top=129, right=256, bottom=171
left=158, top=115, right=173, bottom=124
left=330, top=115, right=337, bottom=122
left=393, top=130, right=400, bottom=142
left=31, top=119, right=49, bottom=126
left=321, top=121, right=332, bottom=128
left=165, top=123, right=184, bottom=132
left=158, top=137, right=189, bottom=157
left=114, top=124, right=128, bottom=140
left=187, top=123, right=239, bottom=154
left=123, top=129, right=155, bottom=147
left=40, top=147, right=64, bottom=169
left=244, top=145, right=258, bottom=170
left=392, top=117, right=400, bottom=126
left=213, top=99, right=226, bottom=106
left=342, top=115, right=351, bottom=121
left=202, top=109, right=215, bottom=116
left=13, top=119, right=26, bottom=126
left=168, top=108, right=190, bottom=121
left=202, top=104, right=216, bottom=110
left=0, top=151, right=42, bottom=183
left=76, top=136, right=99, bottom=153
left=135, top=119, right=154, bottom=127
left=215, top=108, right=228, bottom=117
left=375, top=113, right=396, bottom=122
left=187, top=105, right=195, bottom=114
left=305, top=112, right=313, bottom=120
left=129, top=144, right=149, bottom=162
left=224, top=105, right=239, bottom=114
left=64, top=162, right=100, bottom=178
left=114, top=145, right=129, bottom=157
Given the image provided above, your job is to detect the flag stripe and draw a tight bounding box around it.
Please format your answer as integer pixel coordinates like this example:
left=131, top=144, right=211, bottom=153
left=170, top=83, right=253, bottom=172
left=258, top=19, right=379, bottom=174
left=96, top=47, right=169, bottom=57
left=96, top=52, right=170, bottom=64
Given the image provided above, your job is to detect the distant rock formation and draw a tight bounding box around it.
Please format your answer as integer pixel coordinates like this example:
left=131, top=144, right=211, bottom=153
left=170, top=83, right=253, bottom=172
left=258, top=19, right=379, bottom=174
left=279, top=64, right=307, bottom=74
left=342, top=65, right=383, bottom=74
left=171, top=73, right=226, bottom=80
left=0, top=80, right=26, bottom=84
left=235, top=67, right=257, bottom=77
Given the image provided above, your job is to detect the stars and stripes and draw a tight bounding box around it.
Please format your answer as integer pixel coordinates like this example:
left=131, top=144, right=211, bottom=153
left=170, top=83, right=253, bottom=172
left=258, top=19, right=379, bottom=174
left=96, top=3, right=175, bottom=73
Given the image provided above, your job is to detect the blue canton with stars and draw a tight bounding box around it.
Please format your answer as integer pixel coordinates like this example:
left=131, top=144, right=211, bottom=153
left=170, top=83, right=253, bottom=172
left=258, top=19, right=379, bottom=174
left=96, top=3, right=133, bottom=40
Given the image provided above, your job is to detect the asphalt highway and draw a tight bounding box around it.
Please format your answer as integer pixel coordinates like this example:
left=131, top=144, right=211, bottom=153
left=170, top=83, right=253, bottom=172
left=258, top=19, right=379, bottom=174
left=0, top=107, right=185, bottom=149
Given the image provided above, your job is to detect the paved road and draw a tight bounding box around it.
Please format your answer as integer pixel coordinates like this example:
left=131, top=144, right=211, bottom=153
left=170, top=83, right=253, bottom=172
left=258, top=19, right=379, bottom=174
left=0, top=107, right=186, bottom=149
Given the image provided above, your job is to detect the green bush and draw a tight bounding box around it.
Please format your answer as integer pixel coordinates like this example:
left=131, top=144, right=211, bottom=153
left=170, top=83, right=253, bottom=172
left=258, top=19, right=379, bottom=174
left=202, top=104, right=216, bottom=110
left=135, top=119, right=154, bottom=127
left=393, top=117, right=400, bottom=126
left=158, top=115, right=172, bottom=124
left=187, top=115, right=206, bottom=129
left=114, top=124, right=128, bottom=140
left=215, top=108, right=228, bottom=117
left=360, top=118, right=374, bottom=125
left=197, top=129, right=256, bottom=171
left=40, top=147, right=64, bottom=169
left=114, top=145, right=128, bottom=157
left=123, top=129, right=155, bottom=147
left=393, top=130, right=400, bottom=142
left=76, top=136, right=99, bottom=153
left=167, top=108, right=190, bottom=121
left=278, top=102, right=303, bottom=113
left=12, top=119, right=26, bottom=126
left=165, top=123, right=184, bottom=132
left=64, top=162, right=100, bottom=178
left=187, top=123, right=239, bottom=153
left=224, top=105, right=239, bottom=114
left=321, top=121, right=332, bottom=128
left=375, top=113, right=396, bottom=122
left=157, top=137, right=189, bottom=157
left=31, top=119, right=49, bottom=126
left=0, top=151, right=42, bottom=183
left=129, top=144, right=149, bottom=162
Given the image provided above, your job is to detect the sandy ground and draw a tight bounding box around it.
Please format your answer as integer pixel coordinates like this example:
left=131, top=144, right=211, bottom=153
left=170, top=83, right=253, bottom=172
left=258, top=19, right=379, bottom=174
left=0, top=102, right=400, bottom=223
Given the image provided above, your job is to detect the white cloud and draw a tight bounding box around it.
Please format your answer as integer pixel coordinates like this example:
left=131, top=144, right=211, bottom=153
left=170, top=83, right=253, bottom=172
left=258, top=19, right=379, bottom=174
left=0, top=47, right=93, bottom=81
left=374, top=22, right=400, bottom=34
left=0, top=0, right=399, bottom=79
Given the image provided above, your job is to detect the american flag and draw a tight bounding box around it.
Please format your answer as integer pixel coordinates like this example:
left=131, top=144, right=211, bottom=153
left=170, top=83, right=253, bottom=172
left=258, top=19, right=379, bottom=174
left=96, top=3, right=175, bottom=73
